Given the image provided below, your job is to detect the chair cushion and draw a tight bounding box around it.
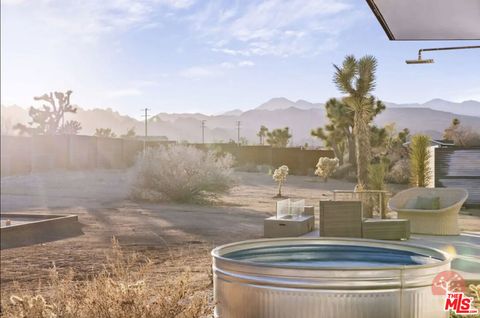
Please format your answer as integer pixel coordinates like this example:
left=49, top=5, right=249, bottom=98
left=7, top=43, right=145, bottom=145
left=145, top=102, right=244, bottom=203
left=404, top=197, right=418, bottom=209
left=415, top=196, right=440, bottom=210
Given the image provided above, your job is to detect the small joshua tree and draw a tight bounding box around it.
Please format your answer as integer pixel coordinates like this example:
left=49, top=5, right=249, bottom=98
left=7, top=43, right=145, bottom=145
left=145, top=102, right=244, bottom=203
left=315, top=157, right=339, bottom=182
left=57, top=120, right=82, bottom=135
left=273, top=165, right=289, bottom=197
left=257, top=125, right=268, bottom=145
left=266, top=127, right=292, bottom=147
left=121, top=127, right=136, bottom=138
left=95, top=128, right=117, bottom=138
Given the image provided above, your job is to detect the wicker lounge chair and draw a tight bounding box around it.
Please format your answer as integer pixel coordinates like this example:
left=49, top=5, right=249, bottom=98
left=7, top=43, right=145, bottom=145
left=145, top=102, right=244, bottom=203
left=388, top=187, right=468, bottom=235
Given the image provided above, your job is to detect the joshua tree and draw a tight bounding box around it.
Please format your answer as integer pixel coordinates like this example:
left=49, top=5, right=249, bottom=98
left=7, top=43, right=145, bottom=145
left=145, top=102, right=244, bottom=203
left=311, top=127, right=345, bottom=165
left=443, top=118, right=460, bottom=141
left=14, top=90, right=77, bottom=135
left=57, top=120, right=82, bottom=135
left=273, top=165, right=289, bottom=197
left=316, top=98, right=385, bottom=167
left=409, top=134, right=432, bottom=187
left=442, top=118, right=480, bottom=146
left=323, top=98, right=355, bottom=164
left=266, top=127, right=292, bottom=147
left=95, top=128, right=117, bottom=138
left=257, top=125, right=268, bottom=145
left=333, top=55, right=382, bottom=188
left=121, top=127, right=136, bottom=138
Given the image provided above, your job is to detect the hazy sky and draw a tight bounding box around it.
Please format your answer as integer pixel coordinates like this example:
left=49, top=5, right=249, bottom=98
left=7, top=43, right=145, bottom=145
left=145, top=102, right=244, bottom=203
left=1, top=0, right=480, bottom=117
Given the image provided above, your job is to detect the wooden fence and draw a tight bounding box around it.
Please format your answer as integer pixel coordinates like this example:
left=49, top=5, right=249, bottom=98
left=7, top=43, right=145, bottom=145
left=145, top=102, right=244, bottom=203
left=434, top=147, right=480, bottom=207
left=1, top=136, right=334, bottom=176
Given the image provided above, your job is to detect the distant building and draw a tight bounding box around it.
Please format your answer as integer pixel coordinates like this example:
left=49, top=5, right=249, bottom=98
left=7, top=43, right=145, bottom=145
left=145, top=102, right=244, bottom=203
left=403, top=139, right=455, bottom=148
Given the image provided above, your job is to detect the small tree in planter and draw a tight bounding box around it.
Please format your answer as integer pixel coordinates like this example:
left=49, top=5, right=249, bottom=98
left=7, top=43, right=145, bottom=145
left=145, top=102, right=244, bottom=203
left=409, top=134, right=432, bottom=187
left=273, top=165, right=289, bottom=197
left=315, top=157, right=339, bottom=182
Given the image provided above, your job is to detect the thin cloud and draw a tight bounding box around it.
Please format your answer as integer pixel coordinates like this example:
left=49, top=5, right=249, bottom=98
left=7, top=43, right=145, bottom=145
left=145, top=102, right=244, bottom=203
left=220, top=62, right=236, bottom=69
left=179, top=66, right=219, bottom=79
left=2, top=0, right=196, bottom=42
left=189, top=0, right=358, bottom=57
left=180, top=60, right=255, bottom=79
left=238, top=60, right=254, bottom=67
left=106, top=88, right=142, bottom=98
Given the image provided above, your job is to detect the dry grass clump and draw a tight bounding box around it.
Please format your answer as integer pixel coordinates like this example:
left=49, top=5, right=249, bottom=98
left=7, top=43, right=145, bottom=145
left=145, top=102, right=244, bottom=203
left=450, top=284, right=480, bottom=318
left=131, top=145, right=235, bottom=203
left=1, top=238, right=212, bottom=318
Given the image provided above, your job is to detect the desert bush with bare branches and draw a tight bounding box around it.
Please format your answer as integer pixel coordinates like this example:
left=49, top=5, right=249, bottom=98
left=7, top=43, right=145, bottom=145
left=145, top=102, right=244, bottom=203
left=131, top=145, right=235, bottom=202
left=1, top=238, right=212, bottom=318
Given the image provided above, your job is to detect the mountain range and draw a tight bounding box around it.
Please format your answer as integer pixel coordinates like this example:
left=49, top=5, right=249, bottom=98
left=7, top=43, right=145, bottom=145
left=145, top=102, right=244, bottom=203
left=2, top=98, right=479, bottom=146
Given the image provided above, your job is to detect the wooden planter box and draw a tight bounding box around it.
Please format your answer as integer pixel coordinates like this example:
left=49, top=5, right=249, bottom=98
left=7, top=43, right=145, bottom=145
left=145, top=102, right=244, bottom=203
left=362, top=218, right=410, bottom=240
left=319, top=201, right=363, bottom=238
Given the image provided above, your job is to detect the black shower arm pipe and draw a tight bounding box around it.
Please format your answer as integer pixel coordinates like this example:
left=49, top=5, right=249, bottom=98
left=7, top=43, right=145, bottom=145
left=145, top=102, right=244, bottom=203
left=417, top=45, right=480, bottom=59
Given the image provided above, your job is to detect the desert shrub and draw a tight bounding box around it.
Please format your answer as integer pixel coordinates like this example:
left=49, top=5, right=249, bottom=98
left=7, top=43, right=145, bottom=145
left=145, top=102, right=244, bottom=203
left=2, top=238, right=212, bottom=318
left=387, top=159, right=410, bottom=184
left=409, top=134, right=432, bottom=187
left=272, top=165, right=289, bottom=197
left=444, top=118, right=480, bottom=147
left=315, top=157, right=339, bottom=182
left=452, top=127, right=480, bottom=147
left=131, top=145, right=235, bottom=202
left=368, top=163, right=387, bottom=190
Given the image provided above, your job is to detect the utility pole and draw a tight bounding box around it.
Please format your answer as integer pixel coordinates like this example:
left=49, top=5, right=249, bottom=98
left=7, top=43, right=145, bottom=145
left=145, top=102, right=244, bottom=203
left=236, top=121, right=241, bottom=145
left=201, top=120, right=206, bottom=144
left=61, top=108, right=65, bottom=131
left=141, top=108, right=150, bottom=155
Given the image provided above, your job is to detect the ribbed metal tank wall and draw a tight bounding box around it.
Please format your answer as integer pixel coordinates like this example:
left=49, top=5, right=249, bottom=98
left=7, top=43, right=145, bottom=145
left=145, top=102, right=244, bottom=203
left=212, top=238, right=451, bottom=318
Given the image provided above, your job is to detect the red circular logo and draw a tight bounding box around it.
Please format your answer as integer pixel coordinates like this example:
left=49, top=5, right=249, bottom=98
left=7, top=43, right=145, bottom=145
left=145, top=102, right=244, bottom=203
left=432, top=270, right=466, bottom=295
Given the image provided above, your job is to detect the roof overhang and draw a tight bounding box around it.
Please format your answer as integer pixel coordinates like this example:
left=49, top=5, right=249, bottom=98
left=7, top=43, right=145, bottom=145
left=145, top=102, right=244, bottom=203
left=366, top=0, right=480, bottom=40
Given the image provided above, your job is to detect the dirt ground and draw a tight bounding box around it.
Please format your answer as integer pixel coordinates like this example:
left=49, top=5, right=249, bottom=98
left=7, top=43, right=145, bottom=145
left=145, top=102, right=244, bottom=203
left=1, top=169, right=479, bottom=298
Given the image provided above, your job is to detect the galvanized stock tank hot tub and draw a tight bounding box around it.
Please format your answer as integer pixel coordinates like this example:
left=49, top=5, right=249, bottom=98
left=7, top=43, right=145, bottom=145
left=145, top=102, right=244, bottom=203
left=212, top=238, right=451, bottom=318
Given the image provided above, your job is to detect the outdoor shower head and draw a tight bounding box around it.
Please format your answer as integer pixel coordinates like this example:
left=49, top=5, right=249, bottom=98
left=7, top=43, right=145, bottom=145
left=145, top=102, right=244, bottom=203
left=405, top=45, right=480, bottom=65
left=405, top=50, right=434, bottom=64
left=405, top=58, right=434, bottom=64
